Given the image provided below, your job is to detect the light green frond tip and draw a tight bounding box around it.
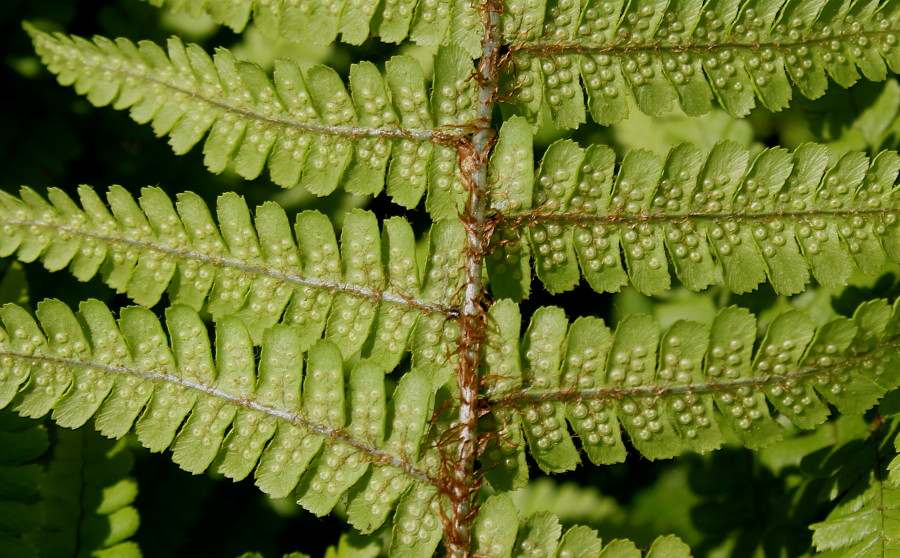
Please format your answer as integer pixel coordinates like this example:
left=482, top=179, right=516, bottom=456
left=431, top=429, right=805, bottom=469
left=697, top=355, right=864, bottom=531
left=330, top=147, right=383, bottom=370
left=27, top=25, right=479, bottom=215
left=0, top=184, right=464, bottom=367
left=0, top=299, right=441, bottom=533
left=503, top=0, right=900, bottom=126
left=481, top=298, right=900, bottom=471
left=471, top=494, right=689, bottom=558
left=490, top=140, right=900, bottom=300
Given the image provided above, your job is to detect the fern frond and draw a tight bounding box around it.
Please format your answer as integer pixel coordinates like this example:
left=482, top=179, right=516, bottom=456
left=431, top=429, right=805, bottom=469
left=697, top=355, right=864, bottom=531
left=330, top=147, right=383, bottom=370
left=808, top=418, right=900, bottom=557
left=27, top=27, right=478, bottom=216
left=0, top=410, right=46, bottom=558
left=141, top=0, right=484, bottom=56
left=33, top=425, right=140, bottom=558
left=0, top=185, right=465, bottom=367
left=0, top=299, right=446, bottom=541
left=503, top=0, right=900, bottom=126
left=488, top=140, right=900, bottom=299
left=472, top=494, right=690, bottom=558
left=138, top=0, right=900, bottom=127
left=479, top=297, right=900, bottom=478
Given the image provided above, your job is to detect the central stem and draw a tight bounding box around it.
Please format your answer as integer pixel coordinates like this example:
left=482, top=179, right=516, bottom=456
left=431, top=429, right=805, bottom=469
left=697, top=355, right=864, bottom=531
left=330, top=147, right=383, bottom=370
left=445, top=2, right=501, bottom=558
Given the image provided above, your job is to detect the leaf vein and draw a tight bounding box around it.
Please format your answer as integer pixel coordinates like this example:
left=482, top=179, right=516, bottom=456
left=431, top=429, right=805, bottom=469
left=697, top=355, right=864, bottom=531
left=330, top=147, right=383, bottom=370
left=6, top=218, right=459, bottom=318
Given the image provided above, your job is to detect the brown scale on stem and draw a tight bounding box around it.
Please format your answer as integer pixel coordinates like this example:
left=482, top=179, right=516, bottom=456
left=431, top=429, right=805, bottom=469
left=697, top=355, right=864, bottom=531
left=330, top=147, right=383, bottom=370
left=437, top=0, right=504, bottom=557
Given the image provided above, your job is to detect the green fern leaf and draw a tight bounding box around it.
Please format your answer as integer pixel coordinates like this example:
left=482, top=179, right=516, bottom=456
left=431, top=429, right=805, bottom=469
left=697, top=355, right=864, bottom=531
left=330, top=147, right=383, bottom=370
left=491, top=141, right=900, bottom=299
left=485, top=117, right=535, bottom=300
left=0, top=299, right=443, bottom=536
left=27, top=26, right=478, bottom=214
left=141, top=0, right=484, bottom=55
left=513, top=512, right=563, bottom=558
left=295, top=360, right=384, bottom=515
left=471, top=494, right=519, bottom=558
left=427, top=47, right=478, bottom=218
left=411, top=220, right=466, bottom=376
left=389, top=483, right=444, bottom=558
left=518, top=306, right=580, bottom=472
left=0, top=185, right=462, bottom=365
left=480, top=299, right=530, bottom=490
left=472, top=494, right=689, bottom=558
left=505, top=0, right=900, bottom=126
left=528, top=141, right=584, bottom=295
left=346, top=367, right=437, bottom=533
left=326, top=533, right=382, bottom=558
left=481, top=298, right=900, bottom=470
